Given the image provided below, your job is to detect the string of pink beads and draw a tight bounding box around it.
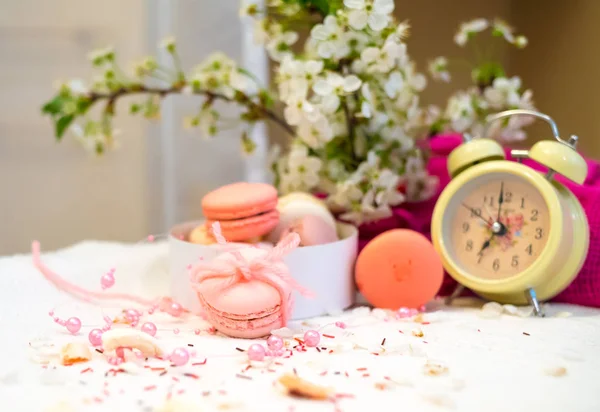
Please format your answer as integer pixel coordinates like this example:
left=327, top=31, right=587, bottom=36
left=49, top=310, right=82, bottom=335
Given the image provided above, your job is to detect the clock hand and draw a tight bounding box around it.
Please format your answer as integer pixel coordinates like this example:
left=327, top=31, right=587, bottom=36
left=460, top=202, right=491, bottom=226
left=478, top=236, right=494, bottom=256
left=497, top=181, right=504, bottom=222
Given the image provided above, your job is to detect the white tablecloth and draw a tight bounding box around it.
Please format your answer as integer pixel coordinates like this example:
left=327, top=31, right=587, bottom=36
left=1, top=241, right=600, bottom=412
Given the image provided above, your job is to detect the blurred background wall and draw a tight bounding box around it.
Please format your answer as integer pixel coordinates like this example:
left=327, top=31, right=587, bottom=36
left=1, top=0, right=598, bottom=255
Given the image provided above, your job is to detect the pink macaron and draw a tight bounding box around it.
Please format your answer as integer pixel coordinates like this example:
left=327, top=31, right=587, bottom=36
left=202, top=182, right=280, bottom=242
left=280, top=215, right=338, bottom=246
left=195, top=247, right=293, bottom=338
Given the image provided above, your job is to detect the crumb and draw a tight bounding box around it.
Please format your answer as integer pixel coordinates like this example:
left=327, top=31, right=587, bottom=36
left=413, top=313, right=425, bottom=324
left=278, top=374, right=333, bottom=400
left=375, top=382, right=389, bottom=390
left=60, top=343, right=92, bottom=366
left=423, top=362, right=449, bottom=376
left=545, top=367, right=567, bottom=377
left=412, top=329, right=424, bottom=338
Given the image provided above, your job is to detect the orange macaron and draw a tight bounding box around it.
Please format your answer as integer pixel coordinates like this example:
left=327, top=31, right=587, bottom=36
left=202, top=182, right=280, bottom=242
left=355, top=229, right=444, bottom=309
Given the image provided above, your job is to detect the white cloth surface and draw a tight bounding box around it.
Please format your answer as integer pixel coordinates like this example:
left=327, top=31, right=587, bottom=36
left=1, top=241, right=600, bottom=412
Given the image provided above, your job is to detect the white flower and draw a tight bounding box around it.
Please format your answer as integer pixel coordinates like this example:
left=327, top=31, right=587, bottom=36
left=283, top=97, right=319, bottom=126
left=313, top=73, right=362, bottom=96
left=515, top=35, right=528, bottom=48
left=298, top=117, right=334, bottom=149
left=492, top=19, right=514, bottom=44
left=360, top=83, right=376, bottom=118
left=313, top=73, right=361, bottom=113
left=198, top=108, right=219, bottom=138
left=343, top=31, right=369, bottom=53
left=445, top=91, right=475, bottom=132
left=239, top=1, right=259, bottom=17
left=404, top=154, right=438, bottom=201
left=360, top=41, right=406, bottom=73
left=88, top=46, right=115, bottom=65
left=230, top=71, right=253, bottom=94
left=310, top=16, right=350, bottom=60
left=330, top=180, right=364, bottom=209
left=253, top=19, right=275, bottom=45
left=266, top=31, right=298, bottom=62
left=344, top=0, right=394, bottom=31
left=281, top=145, right=323, bottom=191
left=428, top=57, right=451, bottom=83
left=454, top=18, right=489, bottom=46
left=384, top=71, right=404, bottom=98
left=483, top=76, right=522, bottom=109
left=159, top=36, right=176, bottom=51
left=395, top=20, right=411, bottom=41
left=71, top=123, right=119, bottom=154
left=66, top=79, right=89, bottom=96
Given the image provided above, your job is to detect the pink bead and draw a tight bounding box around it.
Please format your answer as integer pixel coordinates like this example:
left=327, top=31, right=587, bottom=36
left=88, top=329, right=103, bottom=346
left=397, top=307, right=411, bottom=318
left=335, top=321, right=347, bottom=329
left=173, top=328, right=179, bottom=335
left=267, top=335, right=284, bottom=351
left=66, top=317, right=81, bottom=334
left=148, top=308, right=154, bottom=315
left=53, top=316, right=59, bottom=323
left=48, top=310, right=54, bottom=317
left=101, top=273, right=115, bottom=289
left=147, top=235, right=155, bottom=242
left=124, top=309, right=140, bottom=322
left=303, top=330, right=320, bottom=347
left=419, top=305, right=426, bottom=312
left=141, top=322, right=157, bottom=337
left=169, top=302, right=183, bottom=317
left=247, top=344, right=266, bottom=361
left=58, top=320, right=66, bottom=327
left=170, top=347, right=190, bottom=366
left=116, top=347, right=125, bottom=359
left=194, top=329, right=201, bottom=335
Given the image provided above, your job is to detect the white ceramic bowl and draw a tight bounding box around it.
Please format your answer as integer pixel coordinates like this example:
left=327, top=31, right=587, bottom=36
left=169, top=220, right=358, bottom=319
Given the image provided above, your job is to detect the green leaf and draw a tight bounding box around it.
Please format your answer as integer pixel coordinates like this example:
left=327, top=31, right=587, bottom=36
left=55, top=115, right=75, bottom=140
left=42, top=96, right=64, bottom=116
left=76, top=98, right=93, bottom=115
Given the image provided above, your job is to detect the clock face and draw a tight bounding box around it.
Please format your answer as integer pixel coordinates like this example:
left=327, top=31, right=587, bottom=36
left=447, top=173, right=550, bottom=280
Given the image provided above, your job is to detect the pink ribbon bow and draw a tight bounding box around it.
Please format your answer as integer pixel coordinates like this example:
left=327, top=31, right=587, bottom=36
left=189, top=222, right=313, bottom=325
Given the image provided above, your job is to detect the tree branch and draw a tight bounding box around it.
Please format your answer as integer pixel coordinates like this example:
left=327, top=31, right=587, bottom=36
left=87, top=84, right=296, bottom=138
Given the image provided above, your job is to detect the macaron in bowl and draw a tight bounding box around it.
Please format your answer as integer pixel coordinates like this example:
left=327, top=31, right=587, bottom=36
left=267, top=192, right=337, bottom=243
left=202, top=182, right=280, bottom=242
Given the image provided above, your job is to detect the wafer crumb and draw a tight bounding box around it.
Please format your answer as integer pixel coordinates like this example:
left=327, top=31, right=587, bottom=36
left=278, top=374, right=333, bottom=400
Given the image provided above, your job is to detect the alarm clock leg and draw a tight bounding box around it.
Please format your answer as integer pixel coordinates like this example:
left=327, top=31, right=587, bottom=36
left=525, top=288, right=545, bottom=317
left=445, top=284, right=466, bottom=305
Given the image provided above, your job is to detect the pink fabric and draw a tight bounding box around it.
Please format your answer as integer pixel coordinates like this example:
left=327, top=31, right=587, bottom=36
left=358, top=134, right=600, bottom=308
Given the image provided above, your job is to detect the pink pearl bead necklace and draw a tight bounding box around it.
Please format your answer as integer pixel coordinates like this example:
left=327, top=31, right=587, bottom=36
left=49, top=311, right=82, bottom=335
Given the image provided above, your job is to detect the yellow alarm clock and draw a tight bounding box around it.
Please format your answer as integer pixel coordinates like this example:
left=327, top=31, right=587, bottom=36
left=431, top=109, right=589, bottom=316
